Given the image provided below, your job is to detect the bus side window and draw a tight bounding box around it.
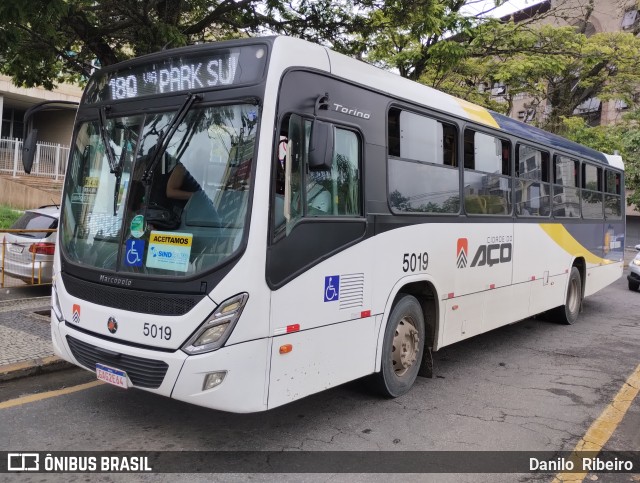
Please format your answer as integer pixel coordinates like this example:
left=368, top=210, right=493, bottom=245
left=387, top=108, right=459, bottom=214
left=604, top=170, right=622, bottom=219
left=463, top=129, right=511, bottom=215
left=330, top=128, right=360, bottom=216
left=305, top=126, right=360, bottom=217
left=272, top=114, right=362, bottom=239
left=272, top=114, right=303, bottom=235
left=515, top=144, right=550, bottom=217
left=581, top=163, right=603, bottom=219
left=552, top=155, right=581, bottom=218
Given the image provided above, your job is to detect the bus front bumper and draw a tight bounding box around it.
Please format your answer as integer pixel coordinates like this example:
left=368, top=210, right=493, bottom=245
left=51, top=318, right=270, bottom=413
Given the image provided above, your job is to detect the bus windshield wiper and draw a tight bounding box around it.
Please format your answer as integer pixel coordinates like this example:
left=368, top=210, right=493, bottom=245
left=98, top=106, right=124, bottom=215
left=142, top=93, right=201, bottom=184
left=98, top=106, right=119, bottom=175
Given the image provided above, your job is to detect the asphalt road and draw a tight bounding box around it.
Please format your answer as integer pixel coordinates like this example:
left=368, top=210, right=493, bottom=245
left=1, top=270, right=639, bottom=482
left=0, top=284, right=50, bottom=302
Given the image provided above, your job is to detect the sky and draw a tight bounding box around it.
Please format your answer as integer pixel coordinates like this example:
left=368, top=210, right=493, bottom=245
left=463, top=0, right=546, bottom=18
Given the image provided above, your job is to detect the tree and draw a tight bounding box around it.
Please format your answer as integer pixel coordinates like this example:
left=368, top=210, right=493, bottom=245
left=463, top=22, right=640, bottom=132
left=361, top=0, right=503, bottom=81
left=0, top=0, right=365, bottom=89
left=360, top=1, right=640, bottom=134
left=5, top=0, right=640, bottom=152
left=561, top=113, right=640, bottom=210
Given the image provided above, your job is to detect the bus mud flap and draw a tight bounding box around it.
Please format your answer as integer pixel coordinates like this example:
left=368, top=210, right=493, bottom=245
left=418, top=346, right=434, bottom=378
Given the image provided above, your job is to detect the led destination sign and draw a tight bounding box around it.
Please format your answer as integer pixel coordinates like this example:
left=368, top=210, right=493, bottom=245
left=86, top=45, right=267, bottom=103
left=107, top=54, right=238, bottom=100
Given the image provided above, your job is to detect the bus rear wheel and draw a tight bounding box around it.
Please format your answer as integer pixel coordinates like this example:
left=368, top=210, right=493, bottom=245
left=373, top=294, right=425, bottom=398
left=552, top=266, right=582, bottom=325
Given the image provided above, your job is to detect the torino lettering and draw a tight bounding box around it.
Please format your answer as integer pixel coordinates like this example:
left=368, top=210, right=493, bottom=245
left=332, top=103, right=371, bottom=120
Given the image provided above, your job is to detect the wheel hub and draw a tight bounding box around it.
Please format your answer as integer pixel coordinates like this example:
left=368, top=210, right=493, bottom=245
left=392, top=316, right=420, bottom=377
left=567, top=276, right=580, bottom=314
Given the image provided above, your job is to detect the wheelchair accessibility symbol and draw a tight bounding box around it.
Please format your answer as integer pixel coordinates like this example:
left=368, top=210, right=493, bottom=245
left=324, top=275, right=340, bottom=302
left=125, top=239, right=145, bottom=267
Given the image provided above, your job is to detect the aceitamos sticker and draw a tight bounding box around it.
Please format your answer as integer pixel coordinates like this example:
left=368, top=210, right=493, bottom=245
left=146, top=231, right=193, bottom=272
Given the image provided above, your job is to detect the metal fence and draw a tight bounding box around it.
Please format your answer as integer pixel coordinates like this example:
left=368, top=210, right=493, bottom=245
left=0, top=138, right=69, bottom=180
left=0, top=229, right=56, bottom=287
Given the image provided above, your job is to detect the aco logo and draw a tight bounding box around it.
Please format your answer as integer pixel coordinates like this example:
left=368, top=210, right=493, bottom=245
left=457, top=237, right=513, bottom=268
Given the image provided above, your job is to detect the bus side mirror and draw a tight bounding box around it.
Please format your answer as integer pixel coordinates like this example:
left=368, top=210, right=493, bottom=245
left=21, top=100, right=79, bottom=175
left=308, top=120, right=333, bottom=171
left=22, top=129, right=39, bottom=174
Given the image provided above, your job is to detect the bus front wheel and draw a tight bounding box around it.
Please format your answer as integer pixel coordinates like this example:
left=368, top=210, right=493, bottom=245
left=553, top=266, right=582, bottom=325
left=373, top=294, right=425, bottom=398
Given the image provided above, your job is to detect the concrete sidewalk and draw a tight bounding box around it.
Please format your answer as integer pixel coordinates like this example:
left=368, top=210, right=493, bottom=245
left=0, top=295, right=71, bottom=381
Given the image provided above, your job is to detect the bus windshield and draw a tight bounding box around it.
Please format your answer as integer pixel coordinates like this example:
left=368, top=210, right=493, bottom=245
left=61, top=103, right=258, bottom=277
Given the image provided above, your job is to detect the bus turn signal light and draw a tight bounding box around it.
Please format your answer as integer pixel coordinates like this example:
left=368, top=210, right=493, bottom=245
left=279, top=344, right=293, bottom=354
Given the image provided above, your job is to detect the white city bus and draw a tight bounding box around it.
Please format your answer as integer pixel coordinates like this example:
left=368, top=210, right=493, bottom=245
left=29, top=36, right=624, bottom=412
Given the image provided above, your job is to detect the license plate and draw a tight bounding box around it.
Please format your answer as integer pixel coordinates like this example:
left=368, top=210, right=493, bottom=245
left=96, top=363, right=128, bottom=389
left=8, top=245, right=23, bottom=254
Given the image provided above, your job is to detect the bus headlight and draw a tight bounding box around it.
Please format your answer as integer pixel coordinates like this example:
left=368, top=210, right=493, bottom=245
left=182, top=293, right=248, bottom=355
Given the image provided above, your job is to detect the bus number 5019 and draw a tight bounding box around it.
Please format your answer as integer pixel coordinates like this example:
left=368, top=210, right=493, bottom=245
left=143, top=323, right=171, bottom=340
left=402, top=252, right=429, bottom=273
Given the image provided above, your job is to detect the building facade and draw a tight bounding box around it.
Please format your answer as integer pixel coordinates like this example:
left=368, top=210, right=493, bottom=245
left=507, top=0, right=639, bottom=128
left=0, top=75, right=81, bottom=145
left=0, top=75, right=82, bottom=182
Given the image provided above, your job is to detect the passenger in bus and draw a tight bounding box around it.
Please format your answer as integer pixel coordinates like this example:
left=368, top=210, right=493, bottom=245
left=149, top=156, right=201, bottom=210
left=166, top=161, right=201, bottom=206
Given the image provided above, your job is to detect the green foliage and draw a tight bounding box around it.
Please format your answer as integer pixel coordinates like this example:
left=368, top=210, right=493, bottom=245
left=3, top=0, right=640, bottom=211
left=0, top=206, right=23, bottom=229
left=0, top=0, right=365, bottom=88
left=467, top=24, right=640, bottom=132
left=561, top=114, right=640, bottom=210
left=362, top=0, right=489, bottom=81
left=560, top=117, right=621, bottom=155
left=358, top=1, right=640, bottom=137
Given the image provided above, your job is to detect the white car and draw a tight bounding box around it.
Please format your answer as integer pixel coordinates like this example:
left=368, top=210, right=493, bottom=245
left=629, top=244, right=640, bottom=292
left=1, top=206, right=59, bottom=284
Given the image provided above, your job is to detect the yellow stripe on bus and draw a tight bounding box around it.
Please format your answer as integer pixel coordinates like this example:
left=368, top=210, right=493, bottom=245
left=538, top=224, right=612, bottom=266
left=457, top=99, right=500, bottom=129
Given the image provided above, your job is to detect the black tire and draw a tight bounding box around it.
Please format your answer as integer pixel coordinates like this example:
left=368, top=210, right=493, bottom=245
left=629, top=280, right=640, bottom=291
left=372, top=294, right=425, bottom=398
left=552, top=266, right=582, bottom=325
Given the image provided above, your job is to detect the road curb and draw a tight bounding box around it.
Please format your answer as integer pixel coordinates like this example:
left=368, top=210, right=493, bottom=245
left=0, top=356, right=73, bottom=382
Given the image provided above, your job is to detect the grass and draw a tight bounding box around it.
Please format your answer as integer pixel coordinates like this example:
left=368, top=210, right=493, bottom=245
left=0, top=205, right=23, bottom=229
